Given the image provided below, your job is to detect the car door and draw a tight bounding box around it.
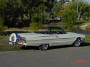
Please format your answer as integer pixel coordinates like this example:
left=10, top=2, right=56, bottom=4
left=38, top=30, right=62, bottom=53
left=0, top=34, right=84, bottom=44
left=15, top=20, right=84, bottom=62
left=55, top=32, right=76, bottom=46
left=37, top=31, right=59, bottom=46
left=46, top=31, right=61, bottom=46
left=33, top=31, right=57, bottom=44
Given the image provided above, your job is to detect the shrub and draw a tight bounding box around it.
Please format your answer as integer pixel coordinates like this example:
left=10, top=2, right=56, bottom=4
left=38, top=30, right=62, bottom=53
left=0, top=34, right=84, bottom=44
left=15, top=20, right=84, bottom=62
left=29, top=22, right=39, bottom=32
left=62, top=9, right=77, bottom=25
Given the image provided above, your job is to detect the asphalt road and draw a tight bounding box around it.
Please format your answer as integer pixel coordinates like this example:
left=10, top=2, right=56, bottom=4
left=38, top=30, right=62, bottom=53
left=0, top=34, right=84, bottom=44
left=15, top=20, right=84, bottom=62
left=0, top=44, right=90, bottom=67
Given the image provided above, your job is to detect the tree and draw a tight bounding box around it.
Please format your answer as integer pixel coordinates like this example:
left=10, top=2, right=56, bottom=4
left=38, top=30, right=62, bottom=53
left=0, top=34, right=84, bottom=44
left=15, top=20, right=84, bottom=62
left=29, top=0, right=55, bottom=31
left=4, top=0, right=24, bottom=27
left=0, top=0, right=7, bottom=19
left=82, top=3, right=90, bottom=20
left=0, top=0, right=7, bottom=31
left=0, top=0, right=55, bottom=28
left=61, top=0, right=90, bottom=31
left=0, top=17, right=4, bottom=31
left=30, top=2, right=47, bottom=31
left=62, top=9, right=77, bottom=25
left=68, top=1, right=90, bottom=20
left=52, top=1, right=62, bottom=17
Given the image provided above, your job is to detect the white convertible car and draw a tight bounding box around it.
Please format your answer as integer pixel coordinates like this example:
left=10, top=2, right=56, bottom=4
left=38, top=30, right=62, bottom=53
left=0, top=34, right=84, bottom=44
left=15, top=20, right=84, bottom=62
left=9, top=27, right=86, bottom=50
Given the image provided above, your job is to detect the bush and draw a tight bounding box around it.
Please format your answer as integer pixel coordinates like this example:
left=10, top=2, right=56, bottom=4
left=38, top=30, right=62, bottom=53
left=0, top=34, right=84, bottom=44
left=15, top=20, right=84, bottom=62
left=29, top=22, right=39, bottom=32
left=62, top=23, right=80, bottom=32
left=62, top=9, right=77, bottom=25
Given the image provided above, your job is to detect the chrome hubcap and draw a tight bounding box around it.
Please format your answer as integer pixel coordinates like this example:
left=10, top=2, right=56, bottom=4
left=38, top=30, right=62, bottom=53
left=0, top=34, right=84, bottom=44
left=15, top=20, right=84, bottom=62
left=74, top=39, right=81, bottom=47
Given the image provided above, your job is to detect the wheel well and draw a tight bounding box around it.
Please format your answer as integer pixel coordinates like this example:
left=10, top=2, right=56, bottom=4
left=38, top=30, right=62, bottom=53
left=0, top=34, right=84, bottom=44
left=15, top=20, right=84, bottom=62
left=73, top=37, right=81, bottom=47
left=73, top=37, right=81, bottom=44
left=76, top=37, right=81, bottom=40
left=39, top=44, right=49, bottom=50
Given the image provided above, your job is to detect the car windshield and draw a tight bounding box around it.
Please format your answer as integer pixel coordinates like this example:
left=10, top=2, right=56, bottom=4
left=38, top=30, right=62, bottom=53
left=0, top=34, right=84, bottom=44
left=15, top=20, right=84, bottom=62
left=35, top=27, right=67, bottom=34
left=48, top=27, right=67, bottom=34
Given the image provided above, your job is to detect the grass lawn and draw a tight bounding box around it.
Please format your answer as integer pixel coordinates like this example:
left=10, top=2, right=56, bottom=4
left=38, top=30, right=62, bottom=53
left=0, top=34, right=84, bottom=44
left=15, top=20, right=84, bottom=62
left=85, top=34, right=90, bottom=43
left=0, top=34, right=90, bottom=52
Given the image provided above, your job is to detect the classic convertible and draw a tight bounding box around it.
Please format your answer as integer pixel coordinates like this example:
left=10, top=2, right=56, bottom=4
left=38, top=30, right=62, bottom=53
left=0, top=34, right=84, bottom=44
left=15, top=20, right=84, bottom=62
left=9, top=27, right=86, bottom=50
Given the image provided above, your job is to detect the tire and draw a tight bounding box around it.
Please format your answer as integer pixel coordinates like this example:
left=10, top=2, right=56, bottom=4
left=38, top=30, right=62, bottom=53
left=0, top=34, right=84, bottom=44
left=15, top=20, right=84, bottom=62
left=73, top=38, right=81, bottom=47
left=39, top=44, right=49, bottom=51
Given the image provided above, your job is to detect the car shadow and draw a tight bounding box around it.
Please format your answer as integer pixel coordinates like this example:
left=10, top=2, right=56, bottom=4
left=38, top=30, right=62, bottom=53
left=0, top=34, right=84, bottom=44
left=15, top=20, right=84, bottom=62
left=21, top=42, right=90, bottom=50
left=21, top=46, right=39, bottom=50
left=49, top=42, right=90, bottom=50
left=80, top=42, right=90, bottom=47
left=49, top=45, right=73, bottom=50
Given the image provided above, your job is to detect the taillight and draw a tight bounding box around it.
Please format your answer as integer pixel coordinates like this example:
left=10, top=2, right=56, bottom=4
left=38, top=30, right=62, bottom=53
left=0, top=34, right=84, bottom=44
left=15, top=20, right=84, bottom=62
left=18, top=37, right=26, bottom=43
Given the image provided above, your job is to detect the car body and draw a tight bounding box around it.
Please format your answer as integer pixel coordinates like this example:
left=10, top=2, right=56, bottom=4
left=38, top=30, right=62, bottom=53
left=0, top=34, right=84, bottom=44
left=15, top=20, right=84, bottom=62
left=9, top=27, right=86, bottom=50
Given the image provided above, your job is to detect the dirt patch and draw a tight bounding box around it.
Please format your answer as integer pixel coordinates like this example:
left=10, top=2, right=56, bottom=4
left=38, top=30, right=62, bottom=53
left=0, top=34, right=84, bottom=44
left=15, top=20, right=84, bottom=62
left=80, top=23, right=90, bottom=31
left=86, top=25, right=90, bottom=31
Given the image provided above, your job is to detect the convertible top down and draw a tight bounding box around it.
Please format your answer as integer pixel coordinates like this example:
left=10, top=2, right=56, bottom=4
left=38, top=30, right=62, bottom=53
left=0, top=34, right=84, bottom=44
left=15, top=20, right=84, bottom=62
left=9, top=27, right=86, bottom=50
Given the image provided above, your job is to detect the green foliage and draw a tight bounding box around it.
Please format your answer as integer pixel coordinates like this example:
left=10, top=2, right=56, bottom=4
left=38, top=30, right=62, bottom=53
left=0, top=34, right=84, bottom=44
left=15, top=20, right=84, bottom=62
left=62, top=0, right=90, bottom=30
left=30, top=3, right=46, bottom=31
left=30, top=22, right=39, bottom=32
left=82, top=4, right=90, bottom=20
left=0, top=0, right=55, bottom=28
left=68, top=1, right=90, bottom=20
left=62, top=9, right=77, bottom=25
left=62, top=23, right=80, bottom=31
left=29, top=0, right=55, bottom=31
left=59, top=0, right=69, bottom=4
left=52, top=2, right=62, bottom=16
left=31, top=13, right=43, bottom=28
left=0, top=0, right=7, bottom=7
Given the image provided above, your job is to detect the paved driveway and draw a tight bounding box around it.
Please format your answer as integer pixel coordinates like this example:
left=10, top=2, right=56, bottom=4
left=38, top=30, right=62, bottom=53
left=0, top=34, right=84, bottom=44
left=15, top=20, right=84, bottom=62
left=0, top=44, right=90, bottom=67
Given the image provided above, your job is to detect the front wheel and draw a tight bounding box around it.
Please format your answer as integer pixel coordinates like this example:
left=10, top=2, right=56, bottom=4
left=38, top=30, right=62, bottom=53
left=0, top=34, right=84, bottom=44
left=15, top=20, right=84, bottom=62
left=39, top=44, right=49, bottom=51
left=73, top=38, right=81, bottom=47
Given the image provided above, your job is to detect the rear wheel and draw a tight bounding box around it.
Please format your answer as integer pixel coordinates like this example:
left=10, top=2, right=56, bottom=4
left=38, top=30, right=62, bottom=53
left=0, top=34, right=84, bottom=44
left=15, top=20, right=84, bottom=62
left=73, top=38, right=81, bottom=47
left=39, top=44, right=49, bottom=51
